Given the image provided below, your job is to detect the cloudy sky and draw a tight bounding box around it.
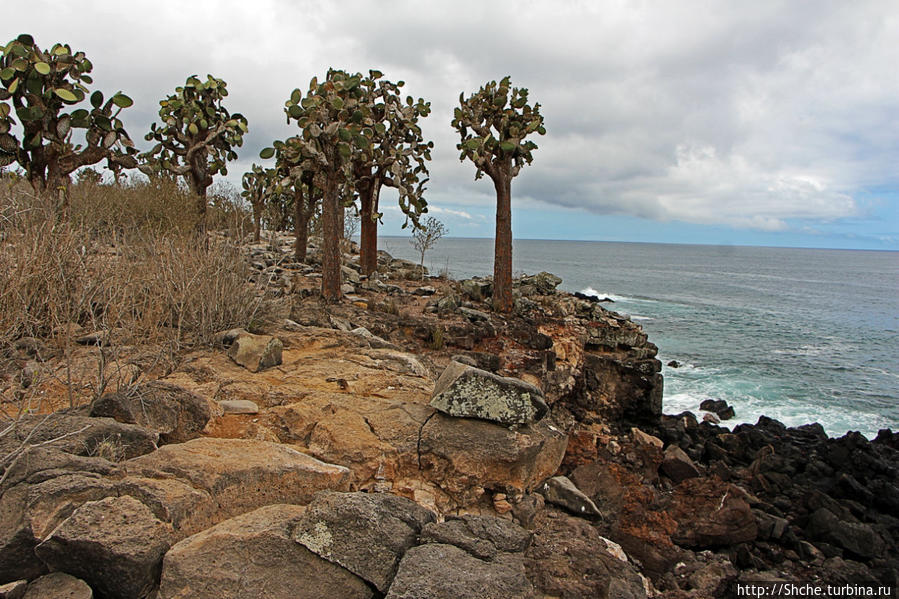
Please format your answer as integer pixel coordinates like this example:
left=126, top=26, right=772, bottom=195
left=5, top=1, right=898, bottom=249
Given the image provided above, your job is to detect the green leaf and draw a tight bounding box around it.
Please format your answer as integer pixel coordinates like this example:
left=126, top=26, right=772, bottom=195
left=188, top=122, right=199, bottom=135
left=500, top=141, right=516, bottom=152
left=260, top=147, right=275, bottom=159
left=463, top=138, right=480, bottom=151
left=331, top=97, right=345, bottom=110
left=338, top=128, right=351, bottom=142
left=112, top=93, right=133, bottom=108
left=54, top=88, right=77, bottom=101
left=337, top=142, right=351, bottom=158
left=0, top=103, right=9, bottom=117
left=34, top=62, right=51, bottom=75
left=287, top=104, right=302, bottom=119
left=537, top=126, right=546, bottom=135
left=16, top=34, right=34, bottom=46
left=8, top=79, right=19, bottom=94
left=91, top=90, right=103, bottom=108
left=0, top=68, right=14, bottom=81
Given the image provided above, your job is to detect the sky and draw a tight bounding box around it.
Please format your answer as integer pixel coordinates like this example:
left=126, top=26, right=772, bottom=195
left=4, top=1, right=899, bottom=250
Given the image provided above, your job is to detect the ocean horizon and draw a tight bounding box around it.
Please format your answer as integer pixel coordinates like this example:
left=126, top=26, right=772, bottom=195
left=379, top=236, right=899, bottom=439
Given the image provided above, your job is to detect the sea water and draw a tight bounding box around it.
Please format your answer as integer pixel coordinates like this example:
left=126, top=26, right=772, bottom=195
left=380, top=237, right=899, bottom=438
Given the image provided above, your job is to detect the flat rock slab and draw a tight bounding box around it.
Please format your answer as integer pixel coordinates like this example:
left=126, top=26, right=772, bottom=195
left=660, top=445, right=701, bottom=483
left=0, top=580, right=27, bottom=599
left=36, top=495, right=172, bottom=599
left=385, top=543, right=535, bottom=599
left=22, top=573, right=92, bottom=599
left=126, top=438, right=352, bottom=523
left=90, top=381, right=211, bottom=444
left=430, top=361, right=548, bottom=426
left=419, top=515, right=531, bottom=561
left=159, top=504, right=372, bottom=599
left=294, top=491, right=436, bottom=592
left=227, top=333, right=283, bottom=372
left=217, top=399, right=259, bottom=414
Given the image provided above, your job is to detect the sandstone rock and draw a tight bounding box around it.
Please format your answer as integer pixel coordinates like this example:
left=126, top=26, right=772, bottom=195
left=341, top=265, right=361, bottom=284
left=159, top=504, right=372, bottom=599
left=22, top=573, right=92, bottom=599
left=419, top=414, right=567, bottom=507
left=217, top=399, right=259, bottom=414
left=35, top=495, right=173, bottom=599
left=0, top=414, right=158, bottom=463
left=341, top=283, right=356, bottom=295
left=386, top=543, right=535, bottom=599
left=631, top=427, right=663, bottom=450
left=419, top=515, right=531, bottom=560
left=519, top=272, right=562, bottom=295
left=524, top=509, right=648, bottom=599
left=294, top=491, right=435, bottom=592
left=805, top=508, right=885, bottom=559
left=430, top=361, right=548, bottom=427
left=668, top=478, right=757, bottom=548
left=213, top=328, right=247, bottom=347
left=539, top=475, right=603, bottom=518
left=126, top=438, right=352, bottom=523
left=660, top=445, right=701, bottom=482
left=90, top=381, right=211, bottom=444
left=227, top=333, right=283, bottom=372
left=0, top=580, right=27, bottom=599
left=351, top=327, right=400, bottom=350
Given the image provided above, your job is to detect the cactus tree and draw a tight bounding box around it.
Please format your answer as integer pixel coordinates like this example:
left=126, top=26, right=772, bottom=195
left=451, top=76, right=545, bottom=312
left=265, top=69, right=374, bottom=301
left=266, top=136, right=321, bottom=263
left=0, top=33, right=138, bottom=212
left=241, top=164, right=276, bottom=242
left=143, top=74, right=247, bottom=231
left=352, top=71, right=432, bottom=276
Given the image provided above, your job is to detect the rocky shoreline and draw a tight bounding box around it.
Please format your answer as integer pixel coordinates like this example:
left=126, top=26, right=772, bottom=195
left=0, top=233, right=895, bottom=598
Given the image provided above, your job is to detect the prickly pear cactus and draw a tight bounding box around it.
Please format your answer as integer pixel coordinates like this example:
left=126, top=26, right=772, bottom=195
left=0, top=33, right=138, bottom=197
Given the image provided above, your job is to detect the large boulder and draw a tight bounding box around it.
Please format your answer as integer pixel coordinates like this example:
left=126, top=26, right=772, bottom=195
left=660, top=444, right=701, bottom=483
left=430, top=361, right=548, bottom=427
left=518, top=272, right=562, bottom=295
left=668, top=478, right=757, bottom=548
left=126, top=438, right=352, bottom=526
left=35, top=495, right=173, bottom=599
left=386, top=543, right=535, bottom=599
left=159, top=504, right=372, bottom=599
left=538, top=476, right=603, bottom=518
left=294, top=491, right=436, bottom=592
left=805, top=508, right=885, bottom=559
left=227, top=333, right=283, bottom=372
left=89, top=381, right=211, bottom=444
left=419, top=414, right=567, bottom=507
left=0, top=414, right=158, bottom=462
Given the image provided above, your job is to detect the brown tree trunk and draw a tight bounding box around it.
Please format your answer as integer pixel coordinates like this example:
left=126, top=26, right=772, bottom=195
left=189, top=153, right=211, bottom=234
left=359, top=179, right=380, bottom=276
left=321, top=171, right=342, bottom=302
left=252, top=201, right=262, bottom=242
left=294, top=186, right=309, bottom=263
left=492, top=172, right=513, bottom=313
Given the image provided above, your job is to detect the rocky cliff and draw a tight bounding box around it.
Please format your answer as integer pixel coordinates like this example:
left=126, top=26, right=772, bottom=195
left=0, top=233, right=894, bottom=598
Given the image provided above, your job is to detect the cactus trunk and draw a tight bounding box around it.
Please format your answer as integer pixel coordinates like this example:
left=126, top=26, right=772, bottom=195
left=294, top=186, right=309, bottom=263
left=321, top=167, right=342, bottom=301
left=493, top=172, right=513, bottom=313
left=359, top=178, right=380, bottom=276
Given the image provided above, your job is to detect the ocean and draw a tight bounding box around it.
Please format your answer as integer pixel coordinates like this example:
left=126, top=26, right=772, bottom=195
left=379, top=236, right=899, bottom=438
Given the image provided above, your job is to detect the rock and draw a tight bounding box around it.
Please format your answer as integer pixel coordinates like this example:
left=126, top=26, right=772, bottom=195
left=0, top=414, right=158, bottom=463
left=159, top=504, right=372, bottom=599
left=126, top=438, right=352, bottom=524
left=524, top=509, right=647, bottom=599
left=805, top=508, right=885, bottom=559
left=539, top=476, right=603, bottom=518
left=341, top=283, right=356, bottom=295
left=0, top=580, right=27, bottom=599
left=667, top=360, right=680, bottom=368
left=703, top=412, right=721, bottom=424
left=21, top=573, right=92, bottom=599
left=294, top=491, right=436, bottom=592
left=75, top=330, right=109, bottom=346
left=415, top=286, right=437, bottom=296
left=700, top=398, right=735, bottom=420
left=429, top=361, right=548, bottom=427
left=90, top=381, right=211, bottom=444
left=668, top=478, right=758, bottom=548
left=631, top=428, right=663, bottom=450
left=386, top=543, right=535, bottom=599
left=351, top=327, right=400, bottom=351
left=341, top=265, right=361, bottom=284
left=419, top=414, right=567, bottom=507
left=35, top=495, right=173, bottom=599
left=13, top=337, right=47, bottom=358
left=458, top=306, right=490, bottom=323
left=660, top=444, right=701, bottom=482
left=436, top=295, right=459, bottom=312
left=226, top=332, right=283, bottom=372
left=519, top=272, right=562, bottom=295
left=419, top=515, right=531, bottom=560
left=213, top=327, right=247, bottom=347
left=217, top=399, right=259, bottom=414
left=460, top=278, right=492, bottom=302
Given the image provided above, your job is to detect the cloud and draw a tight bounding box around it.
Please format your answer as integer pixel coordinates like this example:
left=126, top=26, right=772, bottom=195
left=3, top=0, right=897, bottom=237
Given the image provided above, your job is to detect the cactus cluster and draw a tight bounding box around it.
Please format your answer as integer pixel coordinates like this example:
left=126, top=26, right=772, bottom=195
left=241, top=163, right=277, bottom=242
left=0, top=33, right=138, bottom=209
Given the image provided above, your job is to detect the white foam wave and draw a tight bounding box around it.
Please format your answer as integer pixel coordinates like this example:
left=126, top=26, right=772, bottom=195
left=580, top=287, right=629, bottom=303
left=630, top=315, right=653, bottom=321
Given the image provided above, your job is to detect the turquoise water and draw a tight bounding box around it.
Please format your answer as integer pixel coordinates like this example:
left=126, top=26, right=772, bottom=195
left=380, top=237, right=899, bottom=438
